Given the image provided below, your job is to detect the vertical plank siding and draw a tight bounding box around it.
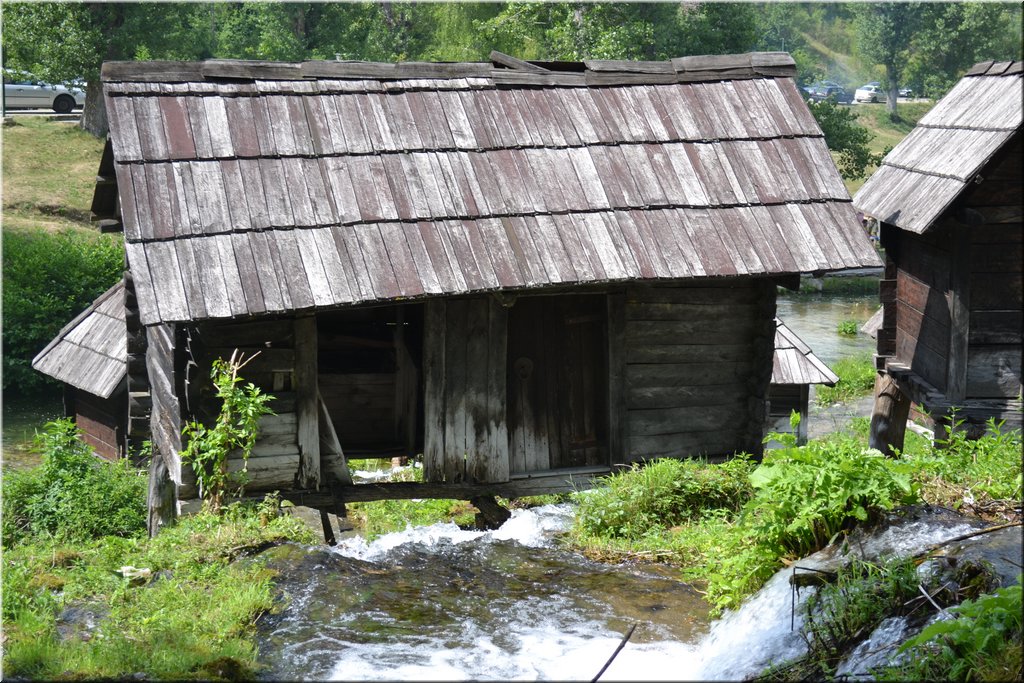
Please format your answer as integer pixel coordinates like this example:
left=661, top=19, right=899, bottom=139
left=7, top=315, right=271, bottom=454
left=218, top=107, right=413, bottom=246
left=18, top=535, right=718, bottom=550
left=146, top=324, right=183, bottom=490
left=424, top=296, right=509, bottom=484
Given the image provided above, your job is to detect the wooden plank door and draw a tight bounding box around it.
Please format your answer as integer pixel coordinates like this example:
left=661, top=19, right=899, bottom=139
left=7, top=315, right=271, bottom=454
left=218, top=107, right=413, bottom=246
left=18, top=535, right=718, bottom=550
left=508, top=295, right=609, bottom=474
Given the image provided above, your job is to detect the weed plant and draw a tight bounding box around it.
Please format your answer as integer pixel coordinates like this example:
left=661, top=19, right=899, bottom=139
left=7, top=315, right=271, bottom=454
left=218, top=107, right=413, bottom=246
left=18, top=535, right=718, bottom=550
left=815, top=353, right=876, bottom=407
left=574, top=457, right=754, bottom=539
left=2, top=419, right=147, bottom=546
left=887, top=575, right=1023, bottom=682
left=836, top=319, right=859, bottom=336
left=570, top=434, right=920, bottom=614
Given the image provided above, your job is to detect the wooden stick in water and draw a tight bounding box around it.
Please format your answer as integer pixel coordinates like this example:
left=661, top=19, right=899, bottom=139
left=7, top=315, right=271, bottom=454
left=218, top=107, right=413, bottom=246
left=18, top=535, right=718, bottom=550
left=591, top=623, right=637, bottom=683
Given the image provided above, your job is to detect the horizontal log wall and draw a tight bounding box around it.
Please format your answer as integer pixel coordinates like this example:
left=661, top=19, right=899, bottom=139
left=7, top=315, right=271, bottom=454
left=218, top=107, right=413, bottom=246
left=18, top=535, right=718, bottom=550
left=622, top=279, right=774, bottom=462
left=72, top=388, right=126, bottom=461
left=188, top=318, right=299, bottom=494
left=964, top=142, right=1023, bottom=400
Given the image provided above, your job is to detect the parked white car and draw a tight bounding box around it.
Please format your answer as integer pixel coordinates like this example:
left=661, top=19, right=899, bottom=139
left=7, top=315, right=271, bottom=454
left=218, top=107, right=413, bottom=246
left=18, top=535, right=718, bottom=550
left=3, top=69, right=86, bottom=113
left=854, top=84, right=887, bottom=103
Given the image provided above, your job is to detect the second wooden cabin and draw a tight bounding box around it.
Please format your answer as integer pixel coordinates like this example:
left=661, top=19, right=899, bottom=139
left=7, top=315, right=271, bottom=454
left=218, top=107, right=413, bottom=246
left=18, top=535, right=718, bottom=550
left=88, top=52, right=880, bottom=531
left=855, top=60, right=1022, bottom=450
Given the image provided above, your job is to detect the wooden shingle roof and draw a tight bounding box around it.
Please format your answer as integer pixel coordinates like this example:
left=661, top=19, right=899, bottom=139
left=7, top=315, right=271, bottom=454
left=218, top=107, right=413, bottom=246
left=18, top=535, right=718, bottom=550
left=771, top=317, right=838, bottom=386
left=32, top=280, right=126, bottom=398
left=98, top=52, right=881, bottom=325
left=854, top=60, right=1022, bottom=234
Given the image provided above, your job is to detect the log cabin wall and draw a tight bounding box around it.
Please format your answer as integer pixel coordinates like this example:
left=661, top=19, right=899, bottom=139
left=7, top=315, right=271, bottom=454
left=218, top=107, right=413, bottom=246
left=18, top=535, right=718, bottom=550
left=622, top=278, right=776, bottom=461
left=317, top=304, right=423, bottom=456
left=963, top=138, right=1023, bottom=403
left=884, top=224, right=953, bottom=393
left=65, top=385, right=127, bottom=460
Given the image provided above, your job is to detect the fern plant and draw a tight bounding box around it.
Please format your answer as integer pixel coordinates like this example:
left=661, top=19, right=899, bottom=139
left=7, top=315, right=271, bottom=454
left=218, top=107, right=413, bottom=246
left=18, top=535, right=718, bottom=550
left=181, top=352, right=274, bottom=511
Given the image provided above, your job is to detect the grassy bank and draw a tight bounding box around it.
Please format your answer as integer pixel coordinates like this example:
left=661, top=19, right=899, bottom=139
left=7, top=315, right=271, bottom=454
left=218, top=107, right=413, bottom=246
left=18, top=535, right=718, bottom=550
left=568, top=418, right=1022, bottom=616
left=2, top=116, right=104, bottom=232
left=1, top=420, right=317, bottom=679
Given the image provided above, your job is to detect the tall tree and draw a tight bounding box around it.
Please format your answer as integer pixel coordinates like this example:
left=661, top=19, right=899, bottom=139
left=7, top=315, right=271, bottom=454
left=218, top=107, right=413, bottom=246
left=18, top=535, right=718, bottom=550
left=904, top=2, right=1023, bottom=98
left=853, top=2, right=923, bottom=118
left=2, top=2, right=214, bottom=136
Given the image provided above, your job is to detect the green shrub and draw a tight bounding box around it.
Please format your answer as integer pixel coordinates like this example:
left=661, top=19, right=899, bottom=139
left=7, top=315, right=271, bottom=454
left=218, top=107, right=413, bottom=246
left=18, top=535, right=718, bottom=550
left=743, top=436, right=919, bottom=557
left=2, top=419, right=146, bottom=546
left=836, top=319, right=859, bottom=336
left=891, top=575, right=1022, bottom=682
left=816, top=353, right=876, bottom=407
left=2, top=228, right=124, bottom=393
left=574, top=457, right=755, bottom=540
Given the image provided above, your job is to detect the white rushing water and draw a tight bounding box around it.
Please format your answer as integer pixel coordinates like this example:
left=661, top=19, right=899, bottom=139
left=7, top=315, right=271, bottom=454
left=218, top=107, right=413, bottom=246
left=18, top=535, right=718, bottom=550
left=302, top=505, right=982, bottom=681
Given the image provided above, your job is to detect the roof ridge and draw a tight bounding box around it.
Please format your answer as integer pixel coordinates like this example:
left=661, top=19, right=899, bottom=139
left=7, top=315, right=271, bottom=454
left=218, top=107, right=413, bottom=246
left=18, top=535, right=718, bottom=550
left=101, top=51, right=796, bottom=85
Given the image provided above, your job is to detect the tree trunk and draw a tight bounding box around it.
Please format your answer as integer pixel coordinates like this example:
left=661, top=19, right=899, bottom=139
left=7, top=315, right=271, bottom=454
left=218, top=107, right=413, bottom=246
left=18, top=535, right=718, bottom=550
left=869, top=373, right=910, bottom=456
left=884, top=63, right=899, bottom=118
left=79, top=77, right=108, bottom=137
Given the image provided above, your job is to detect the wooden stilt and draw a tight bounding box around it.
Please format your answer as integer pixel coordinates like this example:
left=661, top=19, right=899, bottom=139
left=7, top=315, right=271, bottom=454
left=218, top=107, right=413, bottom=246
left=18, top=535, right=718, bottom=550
left=471, top=495, right=511, bottom=530
left=869, top=373, right=910, bottom=456
left=319, top=508, right=337, bottom=546
left=147, top=452, right=176, bottom=537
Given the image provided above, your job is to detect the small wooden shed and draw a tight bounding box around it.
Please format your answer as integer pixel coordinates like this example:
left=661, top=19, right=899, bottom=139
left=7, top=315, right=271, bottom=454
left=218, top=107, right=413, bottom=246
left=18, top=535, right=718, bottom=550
left=87, top=52, right=880, bottom=531
left=854, top=60, right=1022, bottom=448
left=767, top=318, right=839, bottom=445
left=31, top=280, right=128, bottom=460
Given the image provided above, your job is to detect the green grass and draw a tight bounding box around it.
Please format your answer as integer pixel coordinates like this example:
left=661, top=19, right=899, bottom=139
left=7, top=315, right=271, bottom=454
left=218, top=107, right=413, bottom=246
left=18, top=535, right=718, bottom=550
left=2, top=116, right=104, bottom=231
left=1, top=420, right=319, bottom=679
left=815, top=352, right=876, bottom=407
left=844, top=101, right=936, bottom=195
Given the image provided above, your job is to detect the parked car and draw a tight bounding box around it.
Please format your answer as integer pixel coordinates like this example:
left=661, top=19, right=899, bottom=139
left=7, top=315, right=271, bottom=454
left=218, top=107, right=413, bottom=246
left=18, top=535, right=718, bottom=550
left=854, top=84, right=887, bottom=103
left=2, top=69, right=85, bottom=113
left=898, top=87, right=914, bottom=99
left=809, top=85, right=852, bottom=104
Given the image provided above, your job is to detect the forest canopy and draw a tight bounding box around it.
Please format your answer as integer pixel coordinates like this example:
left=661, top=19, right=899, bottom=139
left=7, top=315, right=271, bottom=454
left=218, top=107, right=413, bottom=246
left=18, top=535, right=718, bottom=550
left=4, top=2, right=1021, bottom=133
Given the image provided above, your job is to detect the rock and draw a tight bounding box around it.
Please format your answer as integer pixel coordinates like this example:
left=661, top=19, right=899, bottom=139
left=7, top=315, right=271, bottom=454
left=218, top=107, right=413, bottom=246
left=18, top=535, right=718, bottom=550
left=56, top=604, right=108, bottom=643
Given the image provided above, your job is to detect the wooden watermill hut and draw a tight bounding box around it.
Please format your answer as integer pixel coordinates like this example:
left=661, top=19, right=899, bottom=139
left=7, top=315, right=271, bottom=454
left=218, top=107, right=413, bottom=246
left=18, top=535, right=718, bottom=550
left=767, top=318, right=839, bottom=446
left=31, top=280, right=128, bottom=460
left=87, top=52, right=880, bottom=533
left=854, top=60, right=1022, bottom=451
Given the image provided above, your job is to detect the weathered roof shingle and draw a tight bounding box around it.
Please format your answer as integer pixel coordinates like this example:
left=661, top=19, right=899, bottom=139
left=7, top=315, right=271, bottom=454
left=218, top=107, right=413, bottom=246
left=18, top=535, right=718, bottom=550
left=98, top=53, right=881, bottom=325
left=32, top=280, right=126, bottom=398
left=854, top=60, right=1023, bottom=233
left=771, top=317, right=839, bottom=386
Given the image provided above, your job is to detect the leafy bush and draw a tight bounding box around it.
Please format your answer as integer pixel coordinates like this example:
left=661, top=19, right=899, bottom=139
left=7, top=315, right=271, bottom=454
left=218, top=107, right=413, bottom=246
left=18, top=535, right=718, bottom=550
left=2, top=419, right=146, bottom=546
left=744, top=437, right=919, bottom=557
left=574, top=457, right=755, bottom=539
left=2, top=228, right=124, bottom=393
left=807, top=98, right=885, bottom=180
left=816, top=353, right=876, bottom=407
left=836, top=319, right=859, bottom=336
left=892, top=575, right=1022, bottom=682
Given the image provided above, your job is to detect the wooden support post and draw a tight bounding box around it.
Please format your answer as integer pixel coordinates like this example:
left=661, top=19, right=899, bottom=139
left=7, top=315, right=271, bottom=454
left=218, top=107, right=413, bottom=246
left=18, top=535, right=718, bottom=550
left=294, top=316, right=321, bottom=490
left=869, top=373, right=911, bottom=456
left=471, top=495, right=511, bottom=530
left=147, top=451, right=176, bottom=536
left=319, top=508, right=337, bottom=546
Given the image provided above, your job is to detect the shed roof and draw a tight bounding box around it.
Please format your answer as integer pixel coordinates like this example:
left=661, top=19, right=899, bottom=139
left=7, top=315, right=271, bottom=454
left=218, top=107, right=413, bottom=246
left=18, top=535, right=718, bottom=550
left=854, top=60, right=1022, bottom=234
left=98, top=52, right=880, bottom=325
left=32, top=280, right=126, bottom=399
left=771, top=317, right=839, bottom=386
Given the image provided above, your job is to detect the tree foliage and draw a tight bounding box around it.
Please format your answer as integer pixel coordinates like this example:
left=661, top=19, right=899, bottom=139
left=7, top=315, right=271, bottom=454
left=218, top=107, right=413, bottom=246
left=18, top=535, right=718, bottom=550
left=2, top=229, right=124, bottom=393
left=807, top=99, right=885, bottom=181
left=853, top=2, right=923, bottom=117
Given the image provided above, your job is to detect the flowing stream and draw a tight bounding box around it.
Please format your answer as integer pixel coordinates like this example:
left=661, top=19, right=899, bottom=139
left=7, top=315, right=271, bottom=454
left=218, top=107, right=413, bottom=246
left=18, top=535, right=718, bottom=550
left=254, top=504, right=1000, bottom=681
